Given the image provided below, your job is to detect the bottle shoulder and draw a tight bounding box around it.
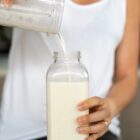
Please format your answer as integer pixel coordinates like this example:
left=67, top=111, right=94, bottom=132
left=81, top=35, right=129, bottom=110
left=47, top=62, right=89, bottom=82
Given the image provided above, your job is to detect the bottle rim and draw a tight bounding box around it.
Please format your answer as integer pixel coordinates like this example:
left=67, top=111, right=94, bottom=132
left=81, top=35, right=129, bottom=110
left=53, top=51, right=81, bottom=58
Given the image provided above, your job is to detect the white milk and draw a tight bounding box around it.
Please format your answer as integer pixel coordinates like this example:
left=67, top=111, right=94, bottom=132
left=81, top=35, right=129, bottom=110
left=58, top=33, right=67, bottom=53
left=57, top=33, right=72, bottom=82
left=47, top=81, right=89, bottom=140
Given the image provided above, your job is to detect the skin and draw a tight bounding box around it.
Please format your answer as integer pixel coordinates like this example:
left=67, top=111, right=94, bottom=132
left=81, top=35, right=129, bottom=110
left=3, top=0, right=140, bottom=139
left=139, top=1, right=140, bottom=63
left=2, top=0, right=13, bottom=6
left=73, top=0, right=100, bottom=5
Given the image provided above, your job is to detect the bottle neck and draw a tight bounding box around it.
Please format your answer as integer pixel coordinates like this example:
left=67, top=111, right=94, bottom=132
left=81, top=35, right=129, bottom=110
left=55, top=57, right=80, bottom=63
left=54, top=51, right=81, bottom=64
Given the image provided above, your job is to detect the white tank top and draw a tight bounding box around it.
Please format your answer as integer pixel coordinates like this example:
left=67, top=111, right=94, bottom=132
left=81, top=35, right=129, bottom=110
left=0, top=0, right=126, bottom=139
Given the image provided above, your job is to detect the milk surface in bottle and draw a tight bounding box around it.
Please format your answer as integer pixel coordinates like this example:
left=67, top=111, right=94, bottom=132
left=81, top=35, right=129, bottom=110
left=47, top=47, right=89, bottom=140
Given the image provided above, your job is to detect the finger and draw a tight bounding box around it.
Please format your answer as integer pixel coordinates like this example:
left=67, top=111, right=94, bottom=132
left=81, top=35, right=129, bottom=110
left=2, top=0, right=13, bottom=6
left=76, top=121, right=108, bottom=134
left=86, top=134, right=98, bottom=140
left=77, top=109, right=109, bottom=125
left=86, top=129, right=108, bottom=140
left=78, top=97, right=104, bottom=111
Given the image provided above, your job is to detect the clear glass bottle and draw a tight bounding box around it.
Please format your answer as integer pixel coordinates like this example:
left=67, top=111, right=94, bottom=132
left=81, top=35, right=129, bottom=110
left=46, top=51, right=89, bottom=140
left=0, top=0, right=64, bottom=33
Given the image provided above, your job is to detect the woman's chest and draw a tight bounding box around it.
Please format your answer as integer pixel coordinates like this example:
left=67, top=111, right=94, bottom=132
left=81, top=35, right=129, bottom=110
left=60, top=0, right=126, bottom=51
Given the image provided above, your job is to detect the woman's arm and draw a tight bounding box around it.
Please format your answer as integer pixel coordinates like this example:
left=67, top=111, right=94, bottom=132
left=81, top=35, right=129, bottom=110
left=76, top=0, right=139, bottom=139
left=107, top=0, right=139, bottom=117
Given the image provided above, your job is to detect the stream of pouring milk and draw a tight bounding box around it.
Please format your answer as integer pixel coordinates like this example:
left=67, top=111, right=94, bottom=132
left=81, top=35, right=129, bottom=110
left=57, top=33, right=72, bottom=82
left=45, top=33, right=88, bottom=140
left=57, top=33, right=67, bottom=54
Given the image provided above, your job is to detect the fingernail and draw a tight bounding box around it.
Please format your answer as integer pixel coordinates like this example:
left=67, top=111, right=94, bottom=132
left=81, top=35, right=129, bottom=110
left=77, top=118, right=81, bottom=122
left=77, top=118, right=83, bottom=125
left=78, top=105, right=84, bottom=110
left=76, top=127, right=85, bottom=132
left=76, top=127, right=79, bottom=132
left=76, top=127, right=80, bottom=132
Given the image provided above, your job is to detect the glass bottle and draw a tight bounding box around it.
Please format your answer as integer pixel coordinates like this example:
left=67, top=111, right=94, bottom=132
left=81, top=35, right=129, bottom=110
left=0, top=0, right=64, bottom=33
left=46, top=51, right=89, bottom=140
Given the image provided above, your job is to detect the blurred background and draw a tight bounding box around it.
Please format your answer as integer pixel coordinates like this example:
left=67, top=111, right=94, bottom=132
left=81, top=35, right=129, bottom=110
left=0, top=26, right=140, bottom=140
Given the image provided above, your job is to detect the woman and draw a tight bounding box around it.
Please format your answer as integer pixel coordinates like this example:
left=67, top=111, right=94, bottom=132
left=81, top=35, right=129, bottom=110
left=0, top=0, right=139, bottom=140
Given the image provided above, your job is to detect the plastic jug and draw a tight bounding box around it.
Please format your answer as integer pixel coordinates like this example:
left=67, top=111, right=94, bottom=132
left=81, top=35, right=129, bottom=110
left=0, top=0, right=64, bottom=33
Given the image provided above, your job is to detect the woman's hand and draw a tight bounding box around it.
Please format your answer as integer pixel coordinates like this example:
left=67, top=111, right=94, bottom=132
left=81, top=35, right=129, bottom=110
left=2, top=0, right=13, bottom=6
left=76, top=96, right=115, bottom=140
